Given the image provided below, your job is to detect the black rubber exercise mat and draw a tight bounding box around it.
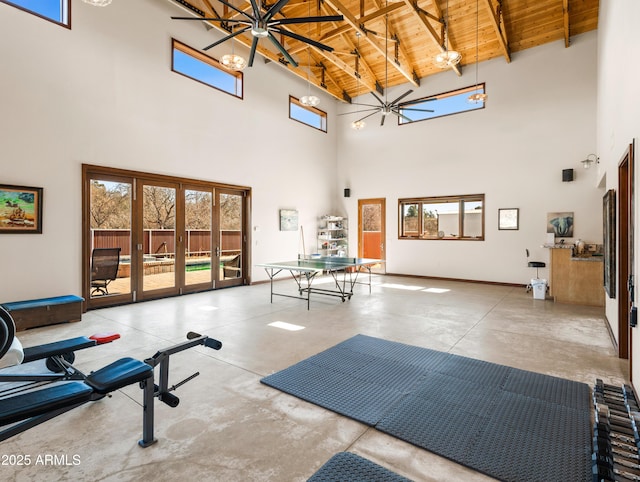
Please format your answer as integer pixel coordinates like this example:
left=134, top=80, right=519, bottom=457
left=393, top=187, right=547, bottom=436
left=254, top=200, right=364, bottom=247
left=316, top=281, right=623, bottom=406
left=261, top=334, right=592, bottom=482
left=307, top=452, right=412, bottom=482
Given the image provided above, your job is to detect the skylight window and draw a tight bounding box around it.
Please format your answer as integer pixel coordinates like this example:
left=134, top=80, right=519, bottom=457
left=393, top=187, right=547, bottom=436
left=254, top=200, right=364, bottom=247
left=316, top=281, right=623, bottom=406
left=172, top=39, right=243, bottom=99
left=1, top=0, right=69, bottom=26
left=399, top=84, right=486, bottom=125
left=289, top=96, right=327, bottom=132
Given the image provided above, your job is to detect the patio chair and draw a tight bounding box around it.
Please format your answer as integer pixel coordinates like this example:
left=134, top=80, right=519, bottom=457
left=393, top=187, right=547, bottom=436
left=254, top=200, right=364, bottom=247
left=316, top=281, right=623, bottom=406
left=91, top=248, right=121, bottom=296
left=222, top=254, right=241, bottom=279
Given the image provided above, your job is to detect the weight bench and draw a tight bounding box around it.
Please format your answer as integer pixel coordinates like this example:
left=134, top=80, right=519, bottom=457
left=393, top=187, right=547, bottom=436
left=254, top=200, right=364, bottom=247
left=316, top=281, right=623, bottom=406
left=0, top=306, right=222, bottom=447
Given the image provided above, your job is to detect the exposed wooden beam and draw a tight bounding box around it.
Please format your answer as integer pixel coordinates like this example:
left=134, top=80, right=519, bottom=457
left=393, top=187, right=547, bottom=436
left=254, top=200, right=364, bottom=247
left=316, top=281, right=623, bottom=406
left=563, top=0, right=570, bottom=48
left=404, top=0, right=461, bottom=76
left=323, top=0, right=419, bottom=86
left=484, top=0, right=510, bottom=63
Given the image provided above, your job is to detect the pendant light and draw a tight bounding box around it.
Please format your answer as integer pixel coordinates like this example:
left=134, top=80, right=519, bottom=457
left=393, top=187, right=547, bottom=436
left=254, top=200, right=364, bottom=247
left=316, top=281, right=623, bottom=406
left=468, top=0, right=488, bottom=103
left=300, top=1, right=320, bottom=107
left=220, top=2, right=247, bottom=71
left=435, top=0, right=461, bottom=68
left=351, top=33, right=365, bottom=130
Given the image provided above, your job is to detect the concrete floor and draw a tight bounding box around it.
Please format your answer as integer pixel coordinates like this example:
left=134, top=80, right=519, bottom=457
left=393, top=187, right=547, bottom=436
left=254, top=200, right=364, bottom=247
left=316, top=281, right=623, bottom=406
left=2, top=275, right=628, bottom=481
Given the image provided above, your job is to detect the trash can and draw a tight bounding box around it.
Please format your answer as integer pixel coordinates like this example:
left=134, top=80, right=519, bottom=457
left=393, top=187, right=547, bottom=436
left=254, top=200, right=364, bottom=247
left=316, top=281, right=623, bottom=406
left=531, top=279, right=547, bottom=300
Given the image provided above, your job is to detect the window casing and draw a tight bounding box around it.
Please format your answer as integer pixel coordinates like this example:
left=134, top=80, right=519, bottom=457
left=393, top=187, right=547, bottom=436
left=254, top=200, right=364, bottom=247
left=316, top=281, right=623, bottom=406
left=289, top=96, right=327, bottom=132
left=1, top=0, right=69, bottom=27
left=398, top=84, right=486, bottom=125
left=399, top=194, right=485, bottom=240
left=171, top=39, right=243, bottom=99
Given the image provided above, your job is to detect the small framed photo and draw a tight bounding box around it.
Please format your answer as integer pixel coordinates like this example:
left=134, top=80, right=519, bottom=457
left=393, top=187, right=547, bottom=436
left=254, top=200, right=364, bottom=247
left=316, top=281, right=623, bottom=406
left=498, top=208, right=519, bottom=231
left=0, top=184, right=43, bottom=234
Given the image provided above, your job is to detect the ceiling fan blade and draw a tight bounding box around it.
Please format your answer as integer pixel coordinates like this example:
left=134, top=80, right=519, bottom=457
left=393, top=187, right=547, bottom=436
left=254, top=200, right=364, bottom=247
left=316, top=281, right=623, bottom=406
left=171, top=17, right=247, bottom=23
left=354, top=110, right=382, bottom=124
left=273, top=15, right=344, bottom=26
left=264, top=0, right=290, bottom=22
left=401, top=107, right=435, bottom=113
left=389, top=89, right=413, bottom=105
left=380, top=115, right=386, bottom=126
left=203, top=26, right=251, bottom=51
left=273, top=28, right=335, bottom=52
left=248, top=36, right=259, bottom=67
left=369, top=92, right=385, bottom=106
left=267, top=32, right=298, bottom=67
left=337, top=107, right=381, bottom=116
left=216, top=0, right=255, bottom=21
left=350, top=102, right=383, bottom=108
left=401, top=97, right=437, bottom=106
left=391, top=110, right=414, bottom=123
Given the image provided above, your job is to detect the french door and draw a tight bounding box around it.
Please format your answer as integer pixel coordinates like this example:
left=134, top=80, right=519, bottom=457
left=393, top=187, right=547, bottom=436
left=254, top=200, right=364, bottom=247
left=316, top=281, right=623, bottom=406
left=83, top=165, right=249, bottom=309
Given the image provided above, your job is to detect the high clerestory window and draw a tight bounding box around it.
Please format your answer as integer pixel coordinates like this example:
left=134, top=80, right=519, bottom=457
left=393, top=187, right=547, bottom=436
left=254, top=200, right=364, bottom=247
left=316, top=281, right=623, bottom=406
left=398, top=84, right=486, bottom=125
left=171, top=39, right=243, bottom=99
left=289, top=96, right=327, bottom=133
left=1, top=0, right=69, bottom=27
left=399, top=194, right=485, bottom=240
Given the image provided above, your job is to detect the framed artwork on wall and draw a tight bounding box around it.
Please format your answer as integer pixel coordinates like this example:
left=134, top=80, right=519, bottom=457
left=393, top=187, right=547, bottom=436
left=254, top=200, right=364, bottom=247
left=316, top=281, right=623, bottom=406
left=0, top=184, right=43, bottom=234
left=547, top=211, right=574, bottom=238
left=603, top=189, right=616, bottom=299
left=498, top=208, right=519, bottom=230
left=279, top=209, right=298, bottom=231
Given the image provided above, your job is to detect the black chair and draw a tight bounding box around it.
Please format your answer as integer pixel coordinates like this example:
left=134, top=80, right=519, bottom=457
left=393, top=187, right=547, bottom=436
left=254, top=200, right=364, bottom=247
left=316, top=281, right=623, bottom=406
left=525, top=249, right=546, bottom=292
left=91, top=248, right=121, bottom=296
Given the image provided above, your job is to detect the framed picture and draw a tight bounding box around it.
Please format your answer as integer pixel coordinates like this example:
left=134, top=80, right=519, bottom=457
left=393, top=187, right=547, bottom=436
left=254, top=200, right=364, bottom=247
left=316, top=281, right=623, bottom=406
left=0, top=184, right=43, bottom=234
left=603, top=189, right=616, bottom=299
left=279, top=209, right=298, bottom=231
left=498, top=208, right=519, bottom=230
left=547, top=211, right=574, bottom=238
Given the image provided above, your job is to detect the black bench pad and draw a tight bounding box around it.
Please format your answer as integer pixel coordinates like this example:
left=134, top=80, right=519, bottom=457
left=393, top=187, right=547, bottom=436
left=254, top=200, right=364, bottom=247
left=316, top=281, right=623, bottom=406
left=0, top=382, right=93, bottom=426
left=86, top=357, right=153, bottom=394
left=22, top=337, right=97, bottom=364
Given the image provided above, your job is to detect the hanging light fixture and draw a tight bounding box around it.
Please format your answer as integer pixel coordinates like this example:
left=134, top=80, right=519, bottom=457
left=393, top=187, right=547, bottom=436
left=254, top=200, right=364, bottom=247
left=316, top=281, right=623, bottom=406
left=351, top=33, right=365, bottom=130
left=300, top=2, right=320, bottom=107
left=299, top=48, right=320, bottom=107
left=468, top=0, right=487, bottom=103
left=435, top=0, right=461, bottom=68
left=82, top=0, right=112, bottom=5
left=219, top=3, right=247, bottom=71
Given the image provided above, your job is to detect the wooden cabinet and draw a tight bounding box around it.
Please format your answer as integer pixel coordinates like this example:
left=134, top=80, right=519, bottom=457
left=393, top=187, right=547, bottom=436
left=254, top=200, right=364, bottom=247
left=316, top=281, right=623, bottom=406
left=549, top=247, right=604, bottom=307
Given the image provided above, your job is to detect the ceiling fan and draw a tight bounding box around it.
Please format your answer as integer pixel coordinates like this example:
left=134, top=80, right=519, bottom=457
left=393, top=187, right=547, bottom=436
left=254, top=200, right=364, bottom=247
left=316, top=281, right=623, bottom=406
left=172, top=0, right=343, bottom=68
left=341, top=2, right=435, bottom=127
left=346, top=90, right=436, bottom=126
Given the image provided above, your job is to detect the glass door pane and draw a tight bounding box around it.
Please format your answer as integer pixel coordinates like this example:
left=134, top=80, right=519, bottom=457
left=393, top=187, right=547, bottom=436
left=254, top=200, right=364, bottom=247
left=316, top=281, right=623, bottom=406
left=218, top=191, right=244, bottom=287
left=142, top=184, right=177, bottom=293
left=358, top=198, right=386, bottom=274
left=185, top=188, right=213, bottom=287
left=89, top=179, right=132, bottom=301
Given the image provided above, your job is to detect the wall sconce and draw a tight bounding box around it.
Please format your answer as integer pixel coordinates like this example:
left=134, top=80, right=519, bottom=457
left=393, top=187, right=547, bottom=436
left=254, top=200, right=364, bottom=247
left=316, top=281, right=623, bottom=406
left=581, top=154, right=599, bottom=169
left=344, top=188, right=351, bottom=198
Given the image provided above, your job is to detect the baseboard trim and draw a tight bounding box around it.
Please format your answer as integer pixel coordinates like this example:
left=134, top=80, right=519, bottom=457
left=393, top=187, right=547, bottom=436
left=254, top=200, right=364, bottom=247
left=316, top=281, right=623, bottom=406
left=383, top=272, right=524, bottom=288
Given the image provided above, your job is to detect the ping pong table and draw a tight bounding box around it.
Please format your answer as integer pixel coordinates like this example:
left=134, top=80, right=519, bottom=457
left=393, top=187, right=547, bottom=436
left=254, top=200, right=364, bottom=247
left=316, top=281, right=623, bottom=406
left=257, top=257, right=384, bottom=309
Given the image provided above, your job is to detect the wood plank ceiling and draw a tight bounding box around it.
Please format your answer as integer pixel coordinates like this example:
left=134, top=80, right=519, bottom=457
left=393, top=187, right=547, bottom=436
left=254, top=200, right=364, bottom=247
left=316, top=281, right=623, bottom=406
left=168, top=0, right=599, bottom=103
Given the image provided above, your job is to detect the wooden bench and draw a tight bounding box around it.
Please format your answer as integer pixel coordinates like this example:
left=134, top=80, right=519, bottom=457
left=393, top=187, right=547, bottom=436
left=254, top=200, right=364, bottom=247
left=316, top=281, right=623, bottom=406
left=1, top=295, right=84, bottom=332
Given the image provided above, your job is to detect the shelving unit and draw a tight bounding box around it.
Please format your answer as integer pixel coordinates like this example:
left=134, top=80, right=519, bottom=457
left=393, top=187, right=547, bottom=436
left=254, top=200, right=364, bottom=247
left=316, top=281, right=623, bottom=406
left=317, top=216, right=348, bottom=256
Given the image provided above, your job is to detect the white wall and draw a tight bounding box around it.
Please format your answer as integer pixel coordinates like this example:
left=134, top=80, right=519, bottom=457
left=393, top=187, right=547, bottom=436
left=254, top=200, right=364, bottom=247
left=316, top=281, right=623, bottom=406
left=597, top=1, right=640, bottom=375
left=336, top=31, right=601, bottom=284
left=0, top=0, right=608, bottom=304
left=0, top=0, right=336, bottom=302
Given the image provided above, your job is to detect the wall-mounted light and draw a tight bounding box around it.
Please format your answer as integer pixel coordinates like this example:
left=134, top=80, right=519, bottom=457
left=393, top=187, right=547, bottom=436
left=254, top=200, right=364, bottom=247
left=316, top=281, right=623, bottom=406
left=344, top=188, right=351, bottom=198
left=581, top=154, right=599, bottom=169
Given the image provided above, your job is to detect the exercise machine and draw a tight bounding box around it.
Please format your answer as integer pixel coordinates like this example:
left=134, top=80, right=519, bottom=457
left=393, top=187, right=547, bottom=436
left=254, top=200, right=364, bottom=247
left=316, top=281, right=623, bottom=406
left=0, top=306, right=222, bottom=447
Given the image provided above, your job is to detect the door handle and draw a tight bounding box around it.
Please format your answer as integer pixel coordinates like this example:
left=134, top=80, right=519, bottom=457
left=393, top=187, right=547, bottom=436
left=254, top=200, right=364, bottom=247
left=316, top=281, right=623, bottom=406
left=215, top=246, right=220, bottom=257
